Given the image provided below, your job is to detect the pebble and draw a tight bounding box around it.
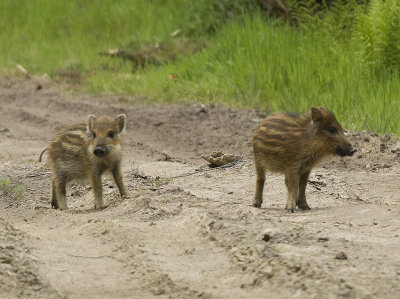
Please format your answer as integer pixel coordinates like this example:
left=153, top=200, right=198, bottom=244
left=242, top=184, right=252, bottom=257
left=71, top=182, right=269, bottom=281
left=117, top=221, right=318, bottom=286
left=262, top=234, right=271, bottom=242
left=0, top=254, right=13, bottom=264
left=259, top=228, right=279, bottom=242
left=198, top=104, right=208, bottom=114
left=335, top=252, right=348, bottom=260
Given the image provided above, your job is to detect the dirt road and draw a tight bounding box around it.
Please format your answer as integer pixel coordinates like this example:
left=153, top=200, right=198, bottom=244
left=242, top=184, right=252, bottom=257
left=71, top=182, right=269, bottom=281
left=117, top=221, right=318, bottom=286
left=0, top=76, right=399, bottom=298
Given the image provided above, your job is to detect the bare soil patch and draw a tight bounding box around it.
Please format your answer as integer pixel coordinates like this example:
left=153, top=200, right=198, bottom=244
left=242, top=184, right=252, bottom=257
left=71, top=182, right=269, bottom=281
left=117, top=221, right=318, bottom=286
left=0, top=76, right=399, bottom=298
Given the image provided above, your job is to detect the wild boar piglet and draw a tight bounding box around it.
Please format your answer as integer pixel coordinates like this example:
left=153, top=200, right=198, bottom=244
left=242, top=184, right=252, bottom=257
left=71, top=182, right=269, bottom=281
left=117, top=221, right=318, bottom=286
left=252, top=106, right=356, bottom=212
left=39, top=114, right=128, bottom=210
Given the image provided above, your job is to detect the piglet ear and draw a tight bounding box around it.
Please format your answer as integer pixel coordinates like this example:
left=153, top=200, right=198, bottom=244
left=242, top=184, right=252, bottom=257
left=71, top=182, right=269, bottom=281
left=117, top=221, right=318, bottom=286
left=115, top=114, right=126, bottom=134
left=311, top=107, right=323, bottom=123
left=87, top=115, right=96, bottom=133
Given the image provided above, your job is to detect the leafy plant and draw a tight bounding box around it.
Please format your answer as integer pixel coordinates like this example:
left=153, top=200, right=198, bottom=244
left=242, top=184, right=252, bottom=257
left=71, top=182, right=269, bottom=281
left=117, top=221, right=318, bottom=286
left=353, top=0, right=400, bottom=75
left=0, top=177, right=25, bottom=200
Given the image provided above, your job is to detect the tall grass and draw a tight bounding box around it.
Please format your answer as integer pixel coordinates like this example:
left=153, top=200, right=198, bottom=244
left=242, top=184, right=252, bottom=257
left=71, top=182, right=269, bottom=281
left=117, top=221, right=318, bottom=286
left=94, top=14, right=400, bottom=133
left=1, top=0, right=400, bottom=134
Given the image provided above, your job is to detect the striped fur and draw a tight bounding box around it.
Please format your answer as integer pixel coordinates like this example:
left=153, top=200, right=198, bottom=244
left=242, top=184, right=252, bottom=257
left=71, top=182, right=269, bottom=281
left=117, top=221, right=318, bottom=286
left=253, top=107, right=356, bottom=212
left=41, top=115, right=128, bottom=210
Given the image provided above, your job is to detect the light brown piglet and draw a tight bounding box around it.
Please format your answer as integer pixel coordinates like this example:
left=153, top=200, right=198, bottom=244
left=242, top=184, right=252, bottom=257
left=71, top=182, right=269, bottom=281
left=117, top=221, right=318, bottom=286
left=40, top=114, right=128, bottom=210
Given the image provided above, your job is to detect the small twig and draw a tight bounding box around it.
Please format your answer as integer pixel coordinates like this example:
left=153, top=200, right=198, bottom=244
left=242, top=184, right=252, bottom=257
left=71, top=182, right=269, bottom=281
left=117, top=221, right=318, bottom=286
left=171, top=159, right=248, bottom=179
left=16, top=64, right=29, bottom=76
left=66, top=253, right=123, bottom=262
left=26, top=171, right=51, bottom=178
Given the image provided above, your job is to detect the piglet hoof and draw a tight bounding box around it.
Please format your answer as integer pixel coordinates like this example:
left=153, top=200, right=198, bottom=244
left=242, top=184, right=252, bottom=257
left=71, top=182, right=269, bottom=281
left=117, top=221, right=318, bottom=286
left=94, top=204, right=108, bottom=210
left=253, top=202, right=262, bottom=208
left=298, top=204, right=311, bottom=210
left=287, top=208, right=295, bottom=213
left=58, top=204, right=68, bottom=210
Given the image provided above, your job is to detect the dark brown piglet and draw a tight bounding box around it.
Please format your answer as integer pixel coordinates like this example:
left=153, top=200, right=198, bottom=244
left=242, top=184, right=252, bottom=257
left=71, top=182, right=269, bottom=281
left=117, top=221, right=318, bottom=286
left=252, top=107, right=356, bottom=212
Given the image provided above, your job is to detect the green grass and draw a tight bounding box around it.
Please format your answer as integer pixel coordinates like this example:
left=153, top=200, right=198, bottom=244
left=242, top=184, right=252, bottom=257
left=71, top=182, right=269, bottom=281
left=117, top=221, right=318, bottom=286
left=91, top=14, right=400, bottom=133
left=0, top=178, right=25, bottom=201
left=0, top=0, right=189, bottom=74
left=1, top=0, right=400, bottom=134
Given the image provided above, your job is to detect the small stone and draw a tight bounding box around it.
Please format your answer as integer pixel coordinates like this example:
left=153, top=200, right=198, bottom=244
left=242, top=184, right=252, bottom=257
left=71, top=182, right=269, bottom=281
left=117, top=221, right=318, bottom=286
left=391, top=145, right=400, bottom=153
left=153, top=288, right=165, bottom=295
left=261, top=266, right=274, bottom=279
left=289, top=263, right=302, bottom=273
left=259, top=228, right=278, bottom=242
left=161, top=151, right=174, bottom=161
left=198, top=104, right=208, bottom=114
left=0, top=255, right=12, bottom=264
left=335, top=252, right=348, bottom=260
left=318, top=237, right=329, bottom=242
left=185, top=248, right=195, bottom=254
left=240, top=273, right=258, bottom=287
left=262, top=234, right=271, bottom=242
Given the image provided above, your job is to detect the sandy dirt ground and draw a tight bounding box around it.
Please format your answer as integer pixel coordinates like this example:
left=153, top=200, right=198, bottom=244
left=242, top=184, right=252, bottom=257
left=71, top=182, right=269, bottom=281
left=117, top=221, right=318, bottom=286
left=0, top=75, right=399, bottom=298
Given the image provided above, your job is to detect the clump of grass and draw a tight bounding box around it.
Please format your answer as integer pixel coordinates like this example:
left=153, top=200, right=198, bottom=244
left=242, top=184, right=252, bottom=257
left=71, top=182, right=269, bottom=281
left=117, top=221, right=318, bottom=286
left=0, top=178, right=25, bottom=200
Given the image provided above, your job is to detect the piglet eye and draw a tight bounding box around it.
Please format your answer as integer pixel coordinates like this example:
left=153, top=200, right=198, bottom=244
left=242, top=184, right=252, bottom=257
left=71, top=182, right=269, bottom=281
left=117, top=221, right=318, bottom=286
left=92, top=132, right=96, bottom=138
left=107, top=131, right=115, bottom=138
left=327, top=126, right=338, bottom=134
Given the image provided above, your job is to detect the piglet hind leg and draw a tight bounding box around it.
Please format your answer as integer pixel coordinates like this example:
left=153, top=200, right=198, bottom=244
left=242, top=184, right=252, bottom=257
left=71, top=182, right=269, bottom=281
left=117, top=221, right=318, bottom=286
left=92, top=175, right=106, bottom=210
left=55, top=176, right=68, bottom=210
left=297, top=170, right=311, bottom=210
left=253, top=165, right=265, bottom=208
left=112, top=165, right=128, bottom=198
left=285, top=171, right=299, bottom=213
left=51, top=178, right=59, bottom=209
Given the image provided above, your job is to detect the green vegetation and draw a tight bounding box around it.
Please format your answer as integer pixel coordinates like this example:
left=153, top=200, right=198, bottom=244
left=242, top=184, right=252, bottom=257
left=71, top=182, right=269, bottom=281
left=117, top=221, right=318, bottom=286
left=0, top=178, right=25, bottom=200
left=1, top=0, right=400, bottom=134
left=353, top=0, right=400, bottom=75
